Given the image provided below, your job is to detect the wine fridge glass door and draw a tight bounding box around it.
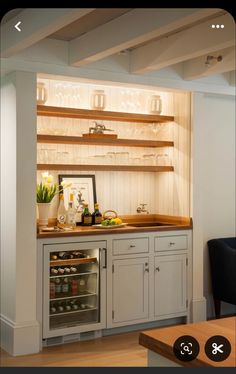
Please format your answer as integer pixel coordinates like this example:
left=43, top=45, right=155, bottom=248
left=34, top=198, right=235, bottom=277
left=42, top=243, right=106, bottom=339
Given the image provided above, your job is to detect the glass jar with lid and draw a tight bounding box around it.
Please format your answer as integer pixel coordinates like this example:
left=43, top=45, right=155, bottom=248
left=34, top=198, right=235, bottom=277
left=90, top=90, right=106, bottom=110
left=149, top=95, right=162, bottom=114
left=37, top=82, right=48, bottom=105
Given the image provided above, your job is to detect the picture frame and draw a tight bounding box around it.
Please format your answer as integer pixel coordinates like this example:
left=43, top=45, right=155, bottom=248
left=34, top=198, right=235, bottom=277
left=59, top=174, right=97, bottom=213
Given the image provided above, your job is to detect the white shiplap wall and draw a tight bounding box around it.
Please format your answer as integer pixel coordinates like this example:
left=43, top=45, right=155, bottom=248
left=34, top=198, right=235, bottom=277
left=37, top=79, right=191, bottom=218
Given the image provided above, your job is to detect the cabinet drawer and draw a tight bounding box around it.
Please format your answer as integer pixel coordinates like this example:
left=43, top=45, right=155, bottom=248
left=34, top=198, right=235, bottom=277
left=155, top=235, right=187, bottom=252
left=113, top=237, right=149, bottom=255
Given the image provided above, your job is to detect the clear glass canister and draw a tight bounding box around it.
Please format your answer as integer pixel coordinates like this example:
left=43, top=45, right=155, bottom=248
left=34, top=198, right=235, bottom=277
left=149, top=95, right=162, bottom=114
left=91, top=90, right=106, bottom=110
left=37, top=82, right=48, bottom=105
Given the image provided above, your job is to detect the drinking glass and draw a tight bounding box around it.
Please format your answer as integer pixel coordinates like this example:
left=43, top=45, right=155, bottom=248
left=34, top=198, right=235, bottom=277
left=106, top=152, right=116, bottom=164
left=115, top=151, right=129, bottom=165
left=71, top=86, right=80, bottom=108
left=55, top=83, right=64, bottom=106
left=47, top=149, right=57, bottom=164
left=142, top=153, right=156, bottom=166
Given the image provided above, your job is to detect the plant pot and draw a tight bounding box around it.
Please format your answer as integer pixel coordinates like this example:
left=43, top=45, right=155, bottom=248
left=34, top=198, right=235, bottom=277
left=37, top=202, right=51, bottom=227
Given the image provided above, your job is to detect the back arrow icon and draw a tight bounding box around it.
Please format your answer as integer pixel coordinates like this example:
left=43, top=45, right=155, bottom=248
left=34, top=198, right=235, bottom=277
left=15, top=21, right=21, bottom=32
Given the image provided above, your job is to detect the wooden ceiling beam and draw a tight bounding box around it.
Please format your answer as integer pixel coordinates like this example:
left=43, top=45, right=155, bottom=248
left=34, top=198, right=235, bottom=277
left=0, top=8, right=95, bottom=58
left=69, top=8, right=221, bottom=67
left=130, top=13, right=235, bottom=74
left=183, top=47, right=235, bottom=80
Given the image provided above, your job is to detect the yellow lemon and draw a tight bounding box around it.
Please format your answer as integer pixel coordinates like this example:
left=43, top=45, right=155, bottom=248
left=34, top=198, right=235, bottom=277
left=115, top=218, right=122, bottom=224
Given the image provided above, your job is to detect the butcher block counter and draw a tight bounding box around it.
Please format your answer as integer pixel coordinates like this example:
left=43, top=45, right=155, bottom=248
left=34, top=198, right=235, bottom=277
left=139, top=317, right=236, bottom=367
left=37, top=214, right=192, bottom=238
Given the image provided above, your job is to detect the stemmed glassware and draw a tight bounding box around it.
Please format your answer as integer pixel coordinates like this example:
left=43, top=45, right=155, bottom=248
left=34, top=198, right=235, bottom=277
left=54, top=83, right=80, bottom=108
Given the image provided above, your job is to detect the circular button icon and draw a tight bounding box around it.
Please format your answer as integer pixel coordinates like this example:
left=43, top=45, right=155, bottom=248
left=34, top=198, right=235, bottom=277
left=173, top=335, right=200, bottom=362
left=205, top=335, right=231, bottom=362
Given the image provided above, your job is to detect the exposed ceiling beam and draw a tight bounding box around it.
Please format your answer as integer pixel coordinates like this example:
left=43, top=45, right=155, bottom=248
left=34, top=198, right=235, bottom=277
left=0, top=8, right=95, bottom=58
left=183, top=47, right=235, bottom=80
left=69, top=8, right=222, bottom=67
left=130, top=13, right=235, bottom=74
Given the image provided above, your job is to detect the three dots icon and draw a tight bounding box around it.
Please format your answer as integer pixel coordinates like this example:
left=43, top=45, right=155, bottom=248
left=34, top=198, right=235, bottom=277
left=211, top=24, right=224, bottom=29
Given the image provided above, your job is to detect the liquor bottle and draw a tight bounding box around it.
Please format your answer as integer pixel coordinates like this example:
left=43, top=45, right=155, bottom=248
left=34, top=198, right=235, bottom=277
left=61, top=277, right=69, bottom=295
left=75, top=204, right=83, bottom=226
left=55, top=278, right=61, bottom=297
left=65, top=300, right=72, bottom=312
left=58, top=251, right=67, bottom=259
left=50, top=267, right=58, bottom=275
left=57, top=193, right=67, bottom=225
left=66, top=193, right=76, bottom=227
left=92, top=203, right=102, bottom=225
left=81, top=203, right=92, bottom=226
left=57, top=301, right=64, bottom=313
left=50, top=280, right=56, bottom=299
left=50, top=302, right=57, bottom=314
left=70, top=266, right=77, bottom=273
left=78, top=278, right=86, bottom=294
left=64, top=267, right=71, bottom=274
left=70, top=299, right=79, bottom=310
left=58, top=267, right=65, bottom=275
left=72, top=251, right=84, bottom=258
left=58, top=251, right=74, bottom=260
left=71, top=279, right=78, bottom=296
left=50, top=253, right=58, bottom=260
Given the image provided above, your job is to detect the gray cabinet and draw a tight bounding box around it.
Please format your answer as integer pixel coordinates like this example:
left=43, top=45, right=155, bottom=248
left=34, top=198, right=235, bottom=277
left=154, top=254, right=187, bottom=317
left=112, top=257, right=149, bottom=323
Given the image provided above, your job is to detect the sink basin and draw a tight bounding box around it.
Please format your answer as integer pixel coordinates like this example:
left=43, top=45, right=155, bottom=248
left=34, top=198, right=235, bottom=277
left=127, top=222, right=175, bottom=227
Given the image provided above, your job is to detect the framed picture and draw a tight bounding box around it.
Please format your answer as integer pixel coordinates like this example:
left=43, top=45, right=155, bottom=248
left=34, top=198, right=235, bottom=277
left=59, top=174, right=97, bottom=212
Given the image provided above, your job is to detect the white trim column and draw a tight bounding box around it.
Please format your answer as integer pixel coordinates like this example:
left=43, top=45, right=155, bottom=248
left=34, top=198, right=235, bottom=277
left=1, top=71, right=40, bottom=355
left=190, top=92, right=207, bottom=322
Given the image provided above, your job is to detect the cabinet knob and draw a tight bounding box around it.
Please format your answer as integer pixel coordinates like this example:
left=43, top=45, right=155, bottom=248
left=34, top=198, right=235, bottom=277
left=155, top=266, right=160, bottom=271
left=144, top=268, right=149, bottom=272
left=169, top=242, right=175, bottom=246
left=129, top=245, right=136, bottom=248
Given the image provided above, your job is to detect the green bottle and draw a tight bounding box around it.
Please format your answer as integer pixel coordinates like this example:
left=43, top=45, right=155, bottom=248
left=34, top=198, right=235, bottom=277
left=92, top=203, right=102, bottom=225
left=81, top=203, right=92, bottom=226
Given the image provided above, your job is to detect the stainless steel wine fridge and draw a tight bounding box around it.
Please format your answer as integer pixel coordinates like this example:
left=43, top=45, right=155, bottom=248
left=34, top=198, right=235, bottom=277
left=42, top=241, right=107, bottom=339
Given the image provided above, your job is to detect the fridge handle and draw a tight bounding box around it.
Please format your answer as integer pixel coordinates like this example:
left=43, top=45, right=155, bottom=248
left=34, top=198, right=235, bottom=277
left=100, top=248, right=107, bottom=269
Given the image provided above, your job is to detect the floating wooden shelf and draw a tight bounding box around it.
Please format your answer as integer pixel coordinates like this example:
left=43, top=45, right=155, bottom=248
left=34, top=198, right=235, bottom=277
left=50, top=257, right=97, bottom=267
left=37, top=164, right=174, bottom=172
left=37, top=134, right=174, bottom=148
left=37, top=105, right=174, bottom=123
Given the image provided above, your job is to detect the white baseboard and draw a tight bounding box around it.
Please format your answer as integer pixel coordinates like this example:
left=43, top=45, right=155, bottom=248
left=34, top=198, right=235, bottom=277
left=190, top=297, right=207, bottom=322
left=0, top=314, right=40, bottom=356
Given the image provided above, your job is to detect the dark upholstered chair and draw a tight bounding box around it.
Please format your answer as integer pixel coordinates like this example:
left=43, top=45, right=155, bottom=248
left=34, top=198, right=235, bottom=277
left=207, top=237, right=236, bottom=318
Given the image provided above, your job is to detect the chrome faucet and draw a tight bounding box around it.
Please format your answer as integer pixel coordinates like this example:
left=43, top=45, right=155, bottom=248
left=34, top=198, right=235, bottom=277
left=136, top=204, right=149, bottom=214
left=89, top=121, right=114, bottom=134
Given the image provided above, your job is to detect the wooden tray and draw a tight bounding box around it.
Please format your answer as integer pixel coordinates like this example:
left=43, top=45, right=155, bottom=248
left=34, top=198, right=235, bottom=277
left=82, top=133, right=118, bottom=139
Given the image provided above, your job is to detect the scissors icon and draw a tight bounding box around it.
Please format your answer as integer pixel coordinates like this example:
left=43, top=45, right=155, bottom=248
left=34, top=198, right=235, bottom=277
left=212, top=343, right=224, bottom=354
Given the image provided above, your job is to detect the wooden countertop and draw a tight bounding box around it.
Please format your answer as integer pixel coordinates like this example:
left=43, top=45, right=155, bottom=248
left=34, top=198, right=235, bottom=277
left=37, top=214, right=192, bottom=238
left=139, top=317, right=236, bottom=367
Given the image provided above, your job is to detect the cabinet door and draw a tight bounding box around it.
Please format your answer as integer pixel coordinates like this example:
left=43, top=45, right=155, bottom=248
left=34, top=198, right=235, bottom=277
left=154, top=254, right=187, bottom=317
left=112, top=258, right=149, bottom=323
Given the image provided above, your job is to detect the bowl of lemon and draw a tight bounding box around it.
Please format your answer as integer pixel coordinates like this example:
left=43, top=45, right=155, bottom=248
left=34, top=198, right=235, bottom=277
left=94, top=210, right=127, bottom=229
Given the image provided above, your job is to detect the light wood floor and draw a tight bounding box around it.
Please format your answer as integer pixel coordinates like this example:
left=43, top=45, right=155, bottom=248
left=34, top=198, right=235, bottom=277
left=0, top=331, right=147, bottom=367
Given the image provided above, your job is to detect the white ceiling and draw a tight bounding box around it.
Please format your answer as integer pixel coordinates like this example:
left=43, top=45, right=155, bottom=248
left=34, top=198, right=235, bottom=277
left=1, top=8, right=235, bottom=83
